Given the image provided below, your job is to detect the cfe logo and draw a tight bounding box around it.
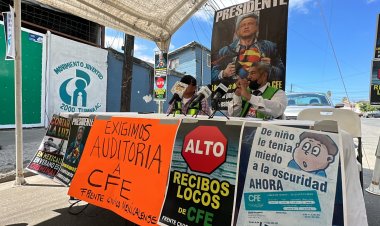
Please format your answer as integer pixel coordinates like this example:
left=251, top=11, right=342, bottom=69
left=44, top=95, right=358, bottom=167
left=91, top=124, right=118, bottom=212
left=182, top=126, right=227, bottom=174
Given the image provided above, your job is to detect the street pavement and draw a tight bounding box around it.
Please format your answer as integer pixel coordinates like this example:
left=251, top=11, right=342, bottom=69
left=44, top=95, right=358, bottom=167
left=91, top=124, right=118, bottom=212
left=0, top=118, right=379, bottom=225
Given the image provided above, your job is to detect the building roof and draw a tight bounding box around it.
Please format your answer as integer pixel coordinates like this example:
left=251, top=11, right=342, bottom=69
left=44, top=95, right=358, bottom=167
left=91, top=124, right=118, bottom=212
left=169, top=41, right=211, bottom=56
left=108, top=48, right=185, bottom=78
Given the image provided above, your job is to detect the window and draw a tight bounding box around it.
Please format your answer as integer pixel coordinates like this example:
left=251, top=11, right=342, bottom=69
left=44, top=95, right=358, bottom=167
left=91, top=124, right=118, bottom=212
left=286, top=93, right=331, bottom=106
left=207, top=54, right=211, bottom=67
left=169, top=58, right=179, bottom=69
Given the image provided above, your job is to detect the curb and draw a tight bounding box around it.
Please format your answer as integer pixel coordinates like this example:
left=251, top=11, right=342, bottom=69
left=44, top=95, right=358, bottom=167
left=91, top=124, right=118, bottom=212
left=0, top=171, right=37, bottom=184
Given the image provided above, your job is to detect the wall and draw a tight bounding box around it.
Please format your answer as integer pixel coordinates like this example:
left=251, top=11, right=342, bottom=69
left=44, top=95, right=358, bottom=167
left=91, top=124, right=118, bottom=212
left=130, top=61, right=156, bottom=113
left=195, top=46, right=211, bottom=87
left=0, top=23, right=45, bottom=128
left=106, top=50, right=122, bottom=112
left=169, top=44, right=211, bottom=87
left=170, top=48, right=196, bottom=78
left=107, top=49, right=160, bottom=113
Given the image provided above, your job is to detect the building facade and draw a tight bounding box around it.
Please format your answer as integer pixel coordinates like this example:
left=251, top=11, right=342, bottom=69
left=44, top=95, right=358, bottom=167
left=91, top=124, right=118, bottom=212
left=168, top=41, right=211, bottom=87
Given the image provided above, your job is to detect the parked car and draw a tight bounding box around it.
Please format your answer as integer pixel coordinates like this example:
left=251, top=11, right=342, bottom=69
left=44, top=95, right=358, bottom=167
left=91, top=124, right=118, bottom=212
left=284, top=92, right=342, bottom=120
left=364, top=111, right=380, bottom=118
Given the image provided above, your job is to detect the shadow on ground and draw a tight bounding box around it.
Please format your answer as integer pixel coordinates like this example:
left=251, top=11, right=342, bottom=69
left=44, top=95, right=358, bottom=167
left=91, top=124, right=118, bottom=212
left=363, top=168, right=380, bottom=226
left=33, top=203, right=137, bottom=226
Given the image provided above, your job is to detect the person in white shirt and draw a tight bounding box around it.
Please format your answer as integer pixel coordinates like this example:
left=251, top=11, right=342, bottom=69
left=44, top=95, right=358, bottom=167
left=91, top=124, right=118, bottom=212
left=228, top=62, right=287, bottom=119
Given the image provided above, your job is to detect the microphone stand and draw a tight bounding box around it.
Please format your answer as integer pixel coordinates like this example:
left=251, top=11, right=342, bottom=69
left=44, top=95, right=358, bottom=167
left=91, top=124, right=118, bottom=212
left=209, top=98, right=229, bottom=120
left=188, top=105, right=210, bottom=118
left=167, top=98, right=186, bottom=117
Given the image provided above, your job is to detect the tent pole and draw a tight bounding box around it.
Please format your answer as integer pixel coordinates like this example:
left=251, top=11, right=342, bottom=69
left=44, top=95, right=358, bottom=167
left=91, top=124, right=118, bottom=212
left=14, top=0, right=26, bottom=186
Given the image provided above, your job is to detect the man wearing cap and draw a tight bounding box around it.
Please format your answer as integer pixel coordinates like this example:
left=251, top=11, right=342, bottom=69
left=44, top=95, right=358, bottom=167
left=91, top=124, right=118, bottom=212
left=228, top=62, right=287, bottom=119
left=211, top=13, right=285, bottom=83
left=166, top=75, right=210, bottom=116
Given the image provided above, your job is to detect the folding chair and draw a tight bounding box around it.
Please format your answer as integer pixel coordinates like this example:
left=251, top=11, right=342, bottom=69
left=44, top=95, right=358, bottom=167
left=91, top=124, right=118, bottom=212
left=297, top=108, right=363, bottom=188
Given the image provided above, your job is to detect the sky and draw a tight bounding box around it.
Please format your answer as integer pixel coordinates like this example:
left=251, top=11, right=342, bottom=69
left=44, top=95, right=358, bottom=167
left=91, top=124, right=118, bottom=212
left=105, top=0, right=380, bottom=104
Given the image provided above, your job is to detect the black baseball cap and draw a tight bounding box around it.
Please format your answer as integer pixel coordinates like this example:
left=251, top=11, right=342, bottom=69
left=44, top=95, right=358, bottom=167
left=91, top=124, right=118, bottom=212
left=180, top=75, right=196, bottom=86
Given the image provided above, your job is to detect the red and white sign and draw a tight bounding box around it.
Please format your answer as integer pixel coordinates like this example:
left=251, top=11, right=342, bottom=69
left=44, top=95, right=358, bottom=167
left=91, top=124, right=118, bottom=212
left=182, top=126, right=227, bottom=174
left=156, top=77, right=165, bottom=88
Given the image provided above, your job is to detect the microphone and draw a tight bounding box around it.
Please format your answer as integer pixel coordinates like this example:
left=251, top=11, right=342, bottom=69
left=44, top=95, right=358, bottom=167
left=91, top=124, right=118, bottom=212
left=212, top=80, right=229, bottom=104
left=168, top=81, right=188, bottom=105
left=209, top=80, right=231, bottom=119
left=189, top=85, right=212, bottom=109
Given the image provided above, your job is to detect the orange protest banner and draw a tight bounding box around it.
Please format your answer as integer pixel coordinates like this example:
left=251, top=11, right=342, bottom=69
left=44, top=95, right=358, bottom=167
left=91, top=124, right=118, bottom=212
left=68, top=116, right=179, bottom=225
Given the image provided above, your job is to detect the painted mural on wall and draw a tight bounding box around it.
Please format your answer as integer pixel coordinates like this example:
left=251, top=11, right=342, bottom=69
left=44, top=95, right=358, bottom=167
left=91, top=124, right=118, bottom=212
left=47, top=34, right=107, bottom=119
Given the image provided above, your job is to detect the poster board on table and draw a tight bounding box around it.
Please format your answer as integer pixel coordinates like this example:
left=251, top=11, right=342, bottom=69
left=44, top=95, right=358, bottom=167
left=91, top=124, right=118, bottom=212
left=54, top=115, right=94, bottom=186
left=235, top=124, right=340, bottom=226
left=68, top=116, right=179, bottom=225
left=26, top=114, right=71, bottom=178
left=159, top=119, right=243, bottom=226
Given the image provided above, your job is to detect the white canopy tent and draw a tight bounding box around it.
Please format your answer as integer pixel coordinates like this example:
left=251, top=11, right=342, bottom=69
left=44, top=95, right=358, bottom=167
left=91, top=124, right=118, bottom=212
left=13, top=0, right=208, bottom=185
left=32, top=0, right=208, bottom=51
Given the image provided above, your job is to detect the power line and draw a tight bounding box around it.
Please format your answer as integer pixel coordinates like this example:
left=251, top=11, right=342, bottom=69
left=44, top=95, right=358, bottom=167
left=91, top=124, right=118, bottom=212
left=218, top=0, right=226, bottom=8
left=190, top=18, right=201, bottom=43
left=229, top=0, right=236, bottom=6
left=201, top=7, right=215, bottom=32
left=205, top=1, right=217, bottom=11
left=317, top=0, right=350, bottom=102
left=210, top=0, right=221, bottom=10
left=288, top=24, right=365, bottom=74
left=288, top=71, right=370, bottom=85
left=194, top=16, right=211, bottom=41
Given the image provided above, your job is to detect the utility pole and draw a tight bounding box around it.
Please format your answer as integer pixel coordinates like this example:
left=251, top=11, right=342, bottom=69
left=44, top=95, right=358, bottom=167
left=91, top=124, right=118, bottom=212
left=120, top=34, right=134, bottom=112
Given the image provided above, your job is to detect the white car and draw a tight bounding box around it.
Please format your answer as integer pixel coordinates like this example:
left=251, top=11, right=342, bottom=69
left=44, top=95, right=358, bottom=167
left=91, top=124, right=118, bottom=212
left=284, top=92, right=343, bottom=120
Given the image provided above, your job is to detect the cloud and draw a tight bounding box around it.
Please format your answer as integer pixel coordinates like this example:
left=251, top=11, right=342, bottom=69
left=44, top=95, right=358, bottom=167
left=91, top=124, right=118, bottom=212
left=136, top=54, right=155, bottom=64
left=289, top=0, right=312, bottom=14
left=169, top=43, right=175, bottom=51
left=134, top=43, right=148, bottom=52
left=105, top=34, right=124, bottom=51
left=367, top=0, right=378, bottom=3
left=193, top=7, right=214, bottom=22
left=106, top=28, right=176, bottom=64
left=194, top=0, right=248, bottom=22
left=194, top=0, right=312, bottom=22
left=153, top=43, right=175, bottom=52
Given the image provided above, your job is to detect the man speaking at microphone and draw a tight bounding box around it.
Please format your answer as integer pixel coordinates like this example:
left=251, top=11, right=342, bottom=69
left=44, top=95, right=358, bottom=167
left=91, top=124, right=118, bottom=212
left=166, top=75, right=210, bottom=116
left=228, top=62, right=287, bottom=119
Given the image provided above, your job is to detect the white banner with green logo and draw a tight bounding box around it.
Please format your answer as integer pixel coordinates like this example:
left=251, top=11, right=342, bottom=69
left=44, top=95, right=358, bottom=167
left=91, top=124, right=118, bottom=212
left=47, top=33, right=107, bottom=120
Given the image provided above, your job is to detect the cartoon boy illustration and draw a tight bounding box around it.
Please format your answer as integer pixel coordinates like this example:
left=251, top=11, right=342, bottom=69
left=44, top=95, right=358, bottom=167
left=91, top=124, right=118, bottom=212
left=288, top=132, right=338, bottom=177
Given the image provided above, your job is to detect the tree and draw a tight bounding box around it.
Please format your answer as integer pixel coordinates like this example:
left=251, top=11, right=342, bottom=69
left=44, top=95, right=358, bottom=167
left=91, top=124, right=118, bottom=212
left=358, top=102, right=380, bottom=112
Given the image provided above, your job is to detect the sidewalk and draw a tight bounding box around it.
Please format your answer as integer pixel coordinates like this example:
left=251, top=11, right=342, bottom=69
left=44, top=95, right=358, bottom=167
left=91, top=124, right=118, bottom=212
left=0, top=175, right=127, bottom=226
left=0, top=128, right=46, bottom=182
